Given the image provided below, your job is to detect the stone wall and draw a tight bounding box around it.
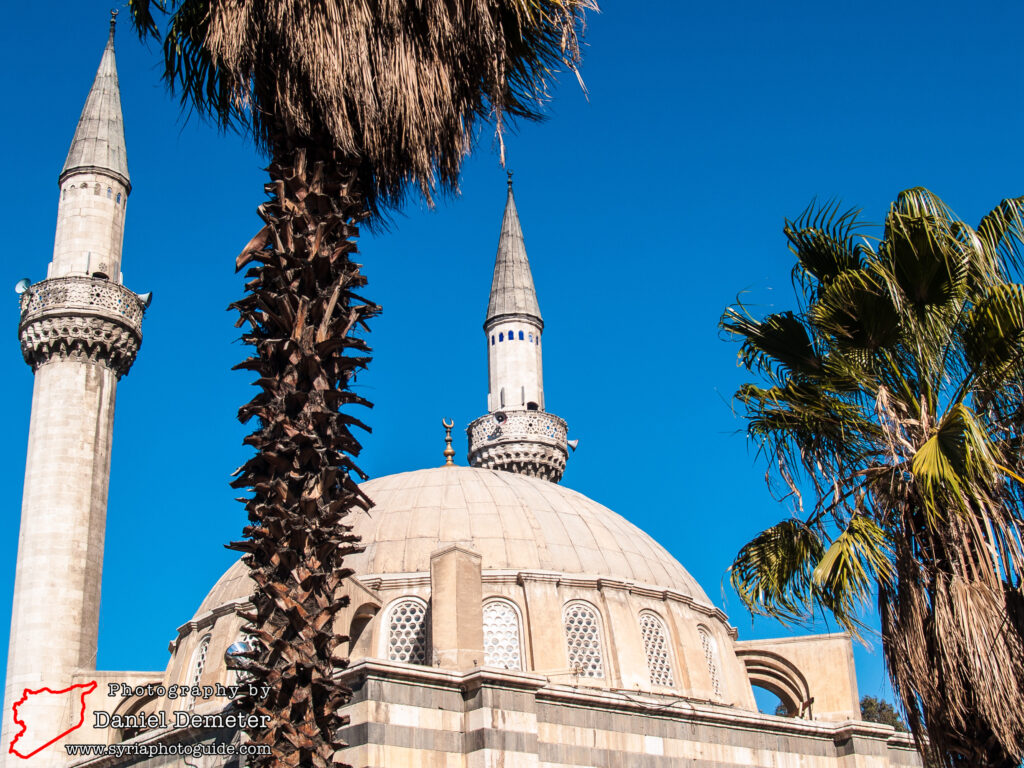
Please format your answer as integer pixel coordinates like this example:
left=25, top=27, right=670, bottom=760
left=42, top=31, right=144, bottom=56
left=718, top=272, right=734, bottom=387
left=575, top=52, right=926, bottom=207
left=334, top=661, right=922, bottom=768
left=68, top=660, right=923, bottom=768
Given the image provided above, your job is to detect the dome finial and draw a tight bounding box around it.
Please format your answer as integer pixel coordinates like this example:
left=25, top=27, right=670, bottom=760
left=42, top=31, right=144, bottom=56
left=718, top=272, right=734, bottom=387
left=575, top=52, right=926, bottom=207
left=507, top=169, right=514, bottom=192
left=109, top=9, right=118, bottom=42
left=442, top=418, right=456, bottom=466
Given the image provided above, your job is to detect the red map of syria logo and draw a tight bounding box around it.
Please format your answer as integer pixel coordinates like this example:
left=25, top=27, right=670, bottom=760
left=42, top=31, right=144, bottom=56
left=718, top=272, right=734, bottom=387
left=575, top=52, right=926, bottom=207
left=8, top=681, right=97, bottom=759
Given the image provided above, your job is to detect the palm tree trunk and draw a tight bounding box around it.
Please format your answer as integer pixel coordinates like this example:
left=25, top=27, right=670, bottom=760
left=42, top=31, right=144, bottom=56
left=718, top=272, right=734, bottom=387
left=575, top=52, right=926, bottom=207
left=227, top=141, right=379, bottom=768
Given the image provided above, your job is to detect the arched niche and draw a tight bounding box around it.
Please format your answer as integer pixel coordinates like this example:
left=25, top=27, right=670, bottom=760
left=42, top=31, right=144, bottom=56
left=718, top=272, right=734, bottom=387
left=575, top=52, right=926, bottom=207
left=736, top=648, right=813, bottom=718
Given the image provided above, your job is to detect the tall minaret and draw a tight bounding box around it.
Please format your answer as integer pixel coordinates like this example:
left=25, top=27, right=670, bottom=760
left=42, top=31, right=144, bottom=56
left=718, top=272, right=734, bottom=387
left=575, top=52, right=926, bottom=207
left=467, top=175, right=570, bottom=482
left=2, top=15, right=146, bottom=763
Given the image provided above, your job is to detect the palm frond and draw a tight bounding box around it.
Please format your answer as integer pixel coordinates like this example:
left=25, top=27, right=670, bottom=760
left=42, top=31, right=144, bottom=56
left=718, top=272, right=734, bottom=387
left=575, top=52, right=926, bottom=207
left=722, top=308, right=823, bottom=383
left=808, top=268, right=901, bottom=352
left=130, top=0, right=598, bottom=215
left=127, top=0, right=161, bottom=38
left=812, top=515, right=893, bottom=637
left=785, top=199, right=866, bottom=298
left=963, top=283, right=1024, bottom=390
left=727, top=187, right=1024, bottom=765
left=880, top=190, right=970, bottom=312
left=976, top=197, right=1024, bottom=283
left=730, top=519, right=825, bottom=625
left=739, top=381, right=877, bottom=455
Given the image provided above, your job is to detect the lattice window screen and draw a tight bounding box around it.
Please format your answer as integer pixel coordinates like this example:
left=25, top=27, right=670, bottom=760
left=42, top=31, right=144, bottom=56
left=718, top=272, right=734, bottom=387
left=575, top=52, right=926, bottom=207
left=190, top=634, right=211, bottom=685
left=483, top=600, right=523, bottom=670
left=639, top=612, right=675, bottom=687
left=388, top=599, right=428, bottom=664
left=564, top=602, right=604, bottom=677
left=185, top=634, right=212, bottom=710
left=698, top=627, right=722, bottom=697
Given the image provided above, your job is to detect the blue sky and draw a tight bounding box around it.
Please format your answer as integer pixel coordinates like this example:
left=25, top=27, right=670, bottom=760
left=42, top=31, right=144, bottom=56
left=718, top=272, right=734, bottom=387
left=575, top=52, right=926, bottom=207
left=2, top=0, right=1023, bottom=716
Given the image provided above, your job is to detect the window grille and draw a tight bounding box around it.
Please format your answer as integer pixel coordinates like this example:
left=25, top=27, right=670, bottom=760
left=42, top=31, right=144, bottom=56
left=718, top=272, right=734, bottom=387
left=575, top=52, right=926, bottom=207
left=185, top=634, right=211, bottom=709
left=698, top=626, right=722, bottom=697
left=564, top=602, right=604, bottom=677
left=483, top=600, right=522, bottom=670
left=387, top=599, right=428, bottom=664
left=189, top=634, right=211, bottom=686
left=639, top=612, right=674, bottom=687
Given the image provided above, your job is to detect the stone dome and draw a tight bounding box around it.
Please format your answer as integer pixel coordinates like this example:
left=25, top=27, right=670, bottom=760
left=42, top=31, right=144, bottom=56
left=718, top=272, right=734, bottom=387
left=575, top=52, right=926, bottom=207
left=168, top=466, right=747, bottom=707
left=195, top=466, right=711, bottom=614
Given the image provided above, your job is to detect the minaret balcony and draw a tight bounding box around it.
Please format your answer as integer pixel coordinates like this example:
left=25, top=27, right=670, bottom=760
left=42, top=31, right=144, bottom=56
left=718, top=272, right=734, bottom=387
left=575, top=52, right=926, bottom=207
left=467, top=410, right=569, bottom=483
left=18, top=276, right=146, bottom=377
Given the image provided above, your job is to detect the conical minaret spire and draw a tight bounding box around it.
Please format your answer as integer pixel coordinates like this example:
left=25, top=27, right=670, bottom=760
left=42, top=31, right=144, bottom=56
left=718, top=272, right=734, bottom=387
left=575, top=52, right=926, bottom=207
left=48, top=10, right=132, bottom=282
left=61, top=11, right=130, bottom=190
left=467, top=176, right=570, bottom=483
left=486, top=172, right=543, bottom=326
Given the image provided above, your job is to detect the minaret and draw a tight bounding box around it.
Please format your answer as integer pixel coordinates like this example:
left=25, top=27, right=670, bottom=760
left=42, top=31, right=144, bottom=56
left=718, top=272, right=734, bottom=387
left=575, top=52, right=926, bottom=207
left=2, top=15, right=146, bottom=763
left=467, top=175, right=570, bottom=482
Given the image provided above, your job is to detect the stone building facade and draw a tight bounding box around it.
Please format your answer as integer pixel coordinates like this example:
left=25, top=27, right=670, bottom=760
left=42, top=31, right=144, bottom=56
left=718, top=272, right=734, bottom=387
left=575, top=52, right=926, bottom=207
left=2, top=18, right=922, bottom=768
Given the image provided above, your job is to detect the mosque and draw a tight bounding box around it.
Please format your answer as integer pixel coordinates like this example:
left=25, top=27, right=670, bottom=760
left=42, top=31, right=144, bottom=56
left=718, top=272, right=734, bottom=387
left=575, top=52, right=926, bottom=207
left=2, top=19, right=923, bottom=768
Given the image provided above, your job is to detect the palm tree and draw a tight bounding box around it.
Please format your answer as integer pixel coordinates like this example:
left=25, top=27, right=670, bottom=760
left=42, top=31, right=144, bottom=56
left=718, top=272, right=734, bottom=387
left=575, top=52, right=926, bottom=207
left=722, top=188, right=1024, bottom=768
left=127, top=2, right=595, bottom=766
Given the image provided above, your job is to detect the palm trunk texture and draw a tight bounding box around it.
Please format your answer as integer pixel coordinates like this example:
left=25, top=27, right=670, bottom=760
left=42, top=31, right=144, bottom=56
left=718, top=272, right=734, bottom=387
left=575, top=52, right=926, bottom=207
left=227, top=144, right=379, bottom=768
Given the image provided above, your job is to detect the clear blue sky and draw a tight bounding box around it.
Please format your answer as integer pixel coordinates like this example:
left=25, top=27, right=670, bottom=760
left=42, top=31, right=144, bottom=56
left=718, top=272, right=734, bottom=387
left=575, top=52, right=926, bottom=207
left=2, top=0, right=1023, bottom=715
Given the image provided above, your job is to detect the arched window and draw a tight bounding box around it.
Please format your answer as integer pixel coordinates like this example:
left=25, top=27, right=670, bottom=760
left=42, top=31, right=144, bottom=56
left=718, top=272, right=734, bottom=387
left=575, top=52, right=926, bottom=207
left=698, top=626, right=723, bottom=698
left=386, top=598, right=428, bottom=664
left=186, top=633, right=211, bottom=708
left=189, top=634, right=211, bottom=685
left=528, top=332, right=533, bottom=342
left=491, top=335, right=495, bottom=346
left=483, top=599, right=523, bottom=670
left=61, top=188, right=66, bottom=200
left=499, top=332, right=504, bottom=342
left=94, top=183, right=101, bottom=195
left=107, top=187, right=112, bottom=198
left=639, top=611, right=674, bottom=687
left=116, top=192, right=122, bottom=204
left=518, top=330, right=524, bottom=340
left=563, top=601, right=604, bottom=678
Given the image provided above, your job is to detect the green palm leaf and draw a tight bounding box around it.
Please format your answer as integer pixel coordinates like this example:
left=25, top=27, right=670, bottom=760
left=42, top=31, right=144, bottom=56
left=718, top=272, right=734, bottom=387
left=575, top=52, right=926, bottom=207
left=881, top=193, right=970, bottom=311
left=976, top=197, right=1024, bottom=283
left=911, top=403, right=1000, bottom=523
left=723, top=309, right=823, bottom=382
left=812, top=515, right=893, bottom=637
left=785, top=199, right=865, bottom=292
left=730, top=519, right=825, bottom=624
left=809, top=268, right=901, bottom=351
left=963, top=283, right=1024, bottom=389
left=724, top=189, right=1024, bottom=765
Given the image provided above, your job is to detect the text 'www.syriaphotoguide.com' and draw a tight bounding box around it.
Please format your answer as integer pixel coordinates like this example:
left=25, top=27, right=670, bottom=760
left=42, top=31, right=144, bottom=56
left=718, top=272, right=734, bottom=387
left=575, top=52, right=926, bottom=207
left=66, top=742, right=271, bottom=757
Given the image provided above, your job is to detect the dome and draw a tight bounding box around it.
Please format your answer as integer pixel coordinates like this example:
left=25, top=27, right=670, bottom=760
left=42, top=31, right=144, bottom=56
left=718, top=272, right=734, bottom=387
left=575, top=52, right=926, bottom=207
left=194, top=466, right=711, bottom=616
